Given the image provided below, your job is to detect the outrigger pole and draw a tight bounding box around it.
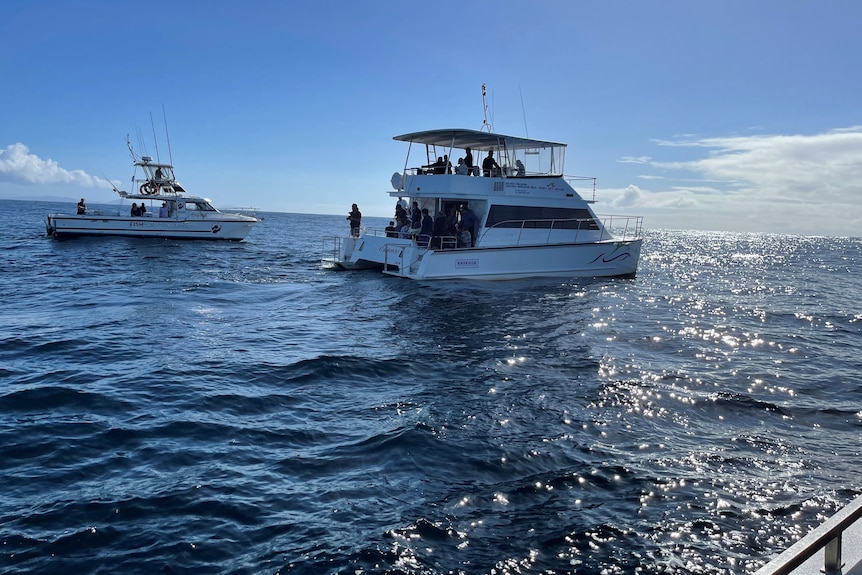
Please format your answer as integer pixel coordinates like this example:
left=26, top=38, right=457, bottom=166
left=163, top=105, right=174, bottom=168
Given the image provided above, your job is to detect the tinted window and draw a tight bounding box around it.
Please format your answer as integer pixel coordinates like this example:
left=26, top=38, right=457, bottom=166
left=485, top=205, right=600, bottom=230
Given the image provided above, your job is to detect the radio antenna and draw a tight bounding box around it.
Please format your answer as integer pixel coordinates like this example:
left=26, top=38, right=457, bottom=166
left=481, top=83, right=493, bottom=132
left=519, top=85, right=529, bottom=137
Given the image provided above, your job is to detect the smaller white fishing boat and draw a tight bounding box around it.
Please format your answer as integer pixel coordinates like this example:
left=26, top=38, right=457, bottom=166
left=46, top=140, right=259, bottom=241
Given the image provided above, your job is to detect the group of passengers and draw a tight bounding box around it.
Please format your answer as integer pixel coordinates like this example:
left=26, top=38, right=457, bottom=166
left=386, top=199, right=478, bottom=249
left=130, top=201, right=171, bottom=217
left=421, top=147, right=525, bottom=177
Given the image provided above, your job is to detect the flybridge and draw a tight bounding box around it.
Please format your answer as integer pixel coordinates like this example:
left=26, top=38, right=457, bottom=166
left=394, top=128, right=568, bottom=177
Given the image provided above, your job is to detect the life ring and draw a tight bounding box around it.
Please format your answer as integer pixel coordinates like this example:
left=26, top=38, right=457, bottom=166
left=139, top=182, right=158, bottom=195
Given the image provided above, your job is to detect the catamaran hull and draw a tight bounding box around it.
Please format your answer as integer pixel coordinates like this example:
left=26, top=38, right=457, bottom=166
left=331, top=235, right=642, bottom=280
left=46, top=215, right=256, bottom=241
left=393, top=240, right=641, bottom=280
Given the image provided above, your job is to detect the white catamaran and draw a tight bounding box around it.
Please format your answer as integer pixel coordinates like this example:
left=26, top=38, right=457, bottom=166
left=325, top=127, right=643, bottom=280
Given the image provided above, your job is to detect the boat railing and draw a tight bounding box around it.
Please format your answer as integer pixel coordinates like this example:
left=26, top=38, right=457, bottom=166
left=382, top=239, right=435, bottom=275
left=223, top=207, right=260, bottom=218
left=483, top=215, right=642, bottom=245
left=754, top=492, right=862, bottom=575
left=564, top=175, right=598, bottom=202
left=400, top=169, right=598, bottom=190
left=598, top=214, right=644, bottom=241
left=324, top=235, right=345, bottom=264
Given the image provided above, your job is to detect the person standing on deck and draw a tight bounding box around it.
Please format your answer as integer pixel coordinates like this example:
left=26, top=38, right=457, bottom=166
left=458, top=204, right=478, bottom=247
left=347, top=204, right=362, bottom=237
left=419, top=208, right=434, bottom=247
left=409, top=201, right=421, bottom=234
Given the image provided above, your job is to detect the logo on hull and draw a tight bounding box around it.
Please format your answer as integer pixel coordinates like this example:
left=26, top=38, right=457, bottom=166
left=589, top=243, right=632, bottom=264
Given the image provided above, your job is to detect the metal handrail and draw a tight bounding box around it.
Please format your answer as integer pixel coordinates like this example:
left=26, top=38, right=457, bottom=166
left=484, top=215, right=643, bottom=244
left=754, top=493, right=862, bottom=575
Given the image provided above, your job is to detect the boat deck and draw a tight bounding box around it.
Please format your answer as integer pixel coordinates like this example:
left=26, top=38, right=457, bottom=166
left=755, top=493, right=862, bottom=575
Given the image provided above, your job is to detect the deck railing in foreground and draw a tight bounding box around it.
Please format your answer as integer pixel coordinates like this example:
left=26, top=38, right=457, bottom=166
left=754, top=493, right=862, bottom=575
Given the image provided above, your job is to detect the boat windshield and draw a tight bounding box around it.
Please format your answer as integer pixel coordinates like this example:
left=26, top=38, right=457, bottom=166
left=183, top=200, right=218, bottom=212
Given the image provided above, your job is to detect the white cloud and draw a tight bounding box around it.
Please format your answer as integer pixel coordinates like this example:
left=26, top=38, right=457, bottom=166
left=614, top=127, right=862, bottom=236
left=0, top=143, right=111, bottom=188
left=612, top=184, right=643, bottom=208
left=651, top=127, right=862, bottom=202
left=618, top=155, right=651, bottom=164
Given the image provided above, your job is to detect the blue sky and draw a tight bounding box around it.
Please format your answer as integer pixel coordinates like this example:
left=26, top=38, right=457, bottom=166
left=2, top=0, right=860, bottom=236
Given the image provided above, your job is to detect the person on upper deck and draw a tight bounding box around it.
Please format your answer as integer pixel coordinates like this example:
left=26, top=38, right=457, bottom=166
left=455, top=157, right=469, bottom=175
left=422, top=158, right=445, bottom=174
left=443, top=155, right=452, bottom=174
left=515, top=159, right=526, bottom=176
left=464, top=147, right=474, bottom=175
left=482, top=150, right=500, bottom=177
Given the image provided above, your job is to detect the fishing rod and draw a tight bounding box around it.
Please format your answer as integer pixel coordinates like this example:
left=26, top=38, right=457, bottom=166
left=149, top=112, right=160, bottom=164
left=163, top=104, right=174, bottom=168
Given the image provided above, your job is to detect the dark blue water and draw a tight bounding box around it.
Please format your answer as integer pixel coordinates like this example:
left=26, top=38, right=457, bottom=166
left=2, top=199, right=860, bottom=574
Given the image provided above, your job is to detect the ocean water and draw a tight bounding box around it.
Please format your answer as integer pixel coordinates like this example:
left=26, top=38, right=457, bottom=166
left=1, top=198, right=860, bottom=575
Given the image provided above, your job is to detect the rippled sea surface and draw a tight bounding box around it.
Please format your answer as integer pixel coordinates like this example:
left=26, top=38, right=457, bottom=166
left=2, top=199, right=861, bottom=574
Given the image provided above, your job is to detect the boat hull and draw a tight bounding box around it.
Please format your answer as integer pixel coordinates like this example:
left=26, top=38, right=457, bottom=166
left=330, top=234, right=641, bottom=280
left=46, top=214, right=257, bottom=241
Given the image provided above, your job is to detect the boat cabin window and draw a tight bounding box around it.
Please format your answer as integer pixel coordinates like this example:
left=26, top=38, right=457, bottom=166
left=184, top=201, right=217, bottom=212
left=485, top=205, right=599, bottom=230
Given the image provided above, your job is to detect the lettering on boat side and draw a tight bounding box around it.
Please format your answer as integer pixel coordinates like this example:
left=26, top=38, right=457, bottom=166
left=129, top=221, right=144, bottom=227
left=505, top=181, right=536, bottom=195
left=377, top=245, right=402, bottom=255
left=456, top=259, right=479, bottom=268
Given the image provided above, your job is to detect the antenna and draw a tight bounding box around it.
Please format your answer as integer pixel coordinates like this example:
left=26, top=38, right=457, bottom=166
left=519, top=85, right=529, bottom=137
left=481, top=83, right=493, bottom=132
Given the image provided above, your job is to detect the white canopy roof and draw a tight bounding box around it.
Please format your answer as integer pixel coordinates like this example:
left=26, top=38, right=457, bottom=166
left=393, top=129, right=565, bottom=152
